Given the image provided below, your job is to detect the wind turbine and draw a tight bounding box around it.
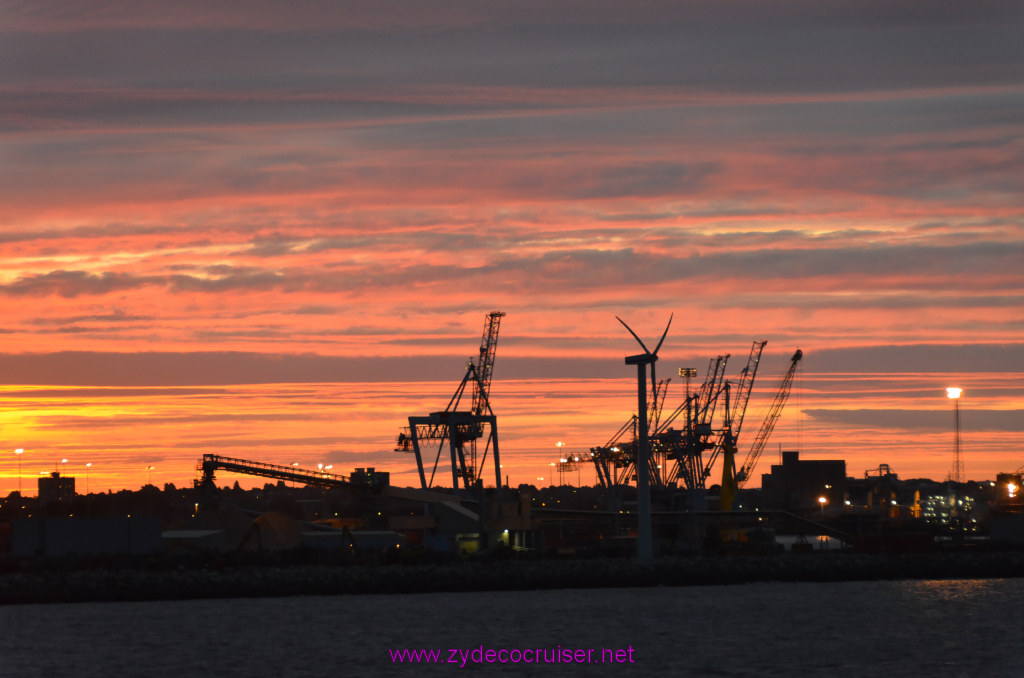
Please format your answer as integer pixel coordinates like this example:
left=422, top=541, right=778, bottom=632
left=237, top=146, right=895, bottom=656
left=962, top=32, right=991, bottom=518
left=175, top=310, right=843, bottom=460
left=617, top=312, right=673, bottom=561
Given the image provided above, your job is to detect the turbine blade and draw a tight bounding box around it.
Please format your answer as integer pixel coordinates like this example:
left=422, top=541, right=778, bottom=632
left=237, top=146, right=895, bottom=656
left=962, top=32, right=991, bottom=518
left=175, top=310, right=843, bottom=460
left=616, top=316, right=650, bottom=354
left=652, top=313, right=674, bottom=356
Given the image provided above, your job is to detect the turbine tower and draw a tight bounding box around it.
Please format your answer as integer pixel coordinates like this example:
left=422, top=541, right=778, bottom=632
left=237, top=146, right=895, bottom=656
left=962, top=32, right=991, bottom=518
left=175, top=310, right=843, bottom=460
left=617, top=313, right=672, bottom=561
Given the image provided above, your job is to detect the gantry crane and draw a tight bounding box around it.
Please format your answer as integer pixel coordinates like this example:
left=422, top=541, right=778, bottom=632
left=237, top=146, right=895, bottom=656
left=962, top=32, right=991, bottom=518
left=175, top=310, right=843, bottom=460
left=396, top=312, right=505, bottom=496
left=591, top=341, right=797, bottom=508
left=654, top=353, right=731, bottom=492
left=590, top=415, right=638, bottom=490
left=658, top=342, right=763, bottom=494
left=590, top=351, right=733, bottom=495
left=589, top=375, right=675, bottom=493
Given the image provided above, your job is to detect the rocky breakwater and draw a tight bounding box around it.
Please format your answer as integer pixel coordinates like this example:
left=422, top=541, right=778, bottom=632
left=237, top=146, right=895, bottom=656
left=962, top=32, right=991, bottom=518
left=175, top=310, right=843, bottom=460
left=2, top=550, right=1024, bottom=605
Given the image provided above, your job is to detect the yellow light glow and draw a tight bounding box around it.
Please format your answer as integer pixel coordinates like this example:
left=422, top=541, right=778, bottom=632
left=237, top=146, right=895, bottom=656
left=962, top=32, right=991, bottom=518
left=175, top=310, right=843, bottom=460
left=946, top=387, right=962, bottom=399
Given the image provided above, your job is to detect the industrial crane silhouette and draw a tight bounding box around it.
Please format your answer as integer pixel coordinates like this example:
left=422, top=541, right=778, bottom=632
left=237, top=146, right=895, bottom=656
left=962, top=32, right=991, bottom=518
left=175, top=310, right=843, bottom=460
left=640, top=341, right=759, bottom=496
left=715, top=348, right=803, bottom=511
left=657, top=341, right=767, bottom=493
left=396, top=312, right=505, bottom=497
left=734, top=348, right=803, bottom=490
left=589, top=340, right=801, bottom=515
left=591, top=352, right=728, bottom=497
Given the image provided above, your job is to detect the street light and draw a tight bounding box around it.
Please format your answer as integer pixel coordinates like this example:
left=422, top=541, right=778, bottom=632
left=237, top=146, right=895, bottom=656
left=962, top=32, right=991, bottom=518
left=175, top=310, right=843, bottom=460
left=147, top=465, right=155, bottom=486
left=14, top=449, right=23, bottom=495
left=85, top=462, right=92, bottom=495
left=818, top=495, right=827, bottom=517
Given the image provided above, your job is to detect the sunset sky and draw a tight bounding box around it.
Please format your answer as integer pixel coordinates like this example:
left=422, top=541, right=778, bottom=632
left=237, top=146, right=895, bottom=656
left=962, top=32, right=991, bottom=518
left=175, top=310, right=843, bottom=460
left=2, top=1, right=1022, bottom=495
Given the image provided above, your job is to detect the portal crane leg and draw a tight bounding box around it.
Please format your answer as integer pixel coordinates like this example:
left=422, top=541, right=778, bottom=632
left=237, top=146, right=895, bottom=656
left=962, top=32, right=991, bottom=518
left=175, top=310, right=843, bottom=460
left=490, top=422, right=502, bottom=497
left=450, top=437, right=463, bottom=496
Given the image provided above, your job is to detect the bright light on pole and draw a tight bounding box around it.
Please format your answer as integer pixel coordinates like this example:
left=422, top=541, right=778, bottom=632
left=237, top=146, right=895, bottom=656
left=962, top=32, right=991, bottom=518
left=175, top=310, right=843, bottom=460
left=947, top=387, right=964, bottom=483
left=85, top=462, right=92, bottom=495
left=14, top=449, right=23, bottom=495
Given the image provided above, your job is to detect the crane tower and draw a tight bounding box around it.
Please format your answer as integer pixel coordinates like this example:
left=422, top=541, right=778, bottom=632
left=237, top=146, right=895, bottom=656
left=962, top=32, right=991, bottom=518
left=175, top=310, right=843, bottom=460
left=396, top=312, right=505, bottom=497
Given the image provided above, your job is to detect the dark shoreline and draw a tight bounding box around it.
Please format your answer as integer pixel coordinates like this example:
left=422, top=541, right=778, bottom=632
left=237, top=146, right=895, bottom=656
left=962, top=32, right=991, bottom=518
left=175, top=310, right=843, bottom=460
left=4, top=549, right=1024, bottom=605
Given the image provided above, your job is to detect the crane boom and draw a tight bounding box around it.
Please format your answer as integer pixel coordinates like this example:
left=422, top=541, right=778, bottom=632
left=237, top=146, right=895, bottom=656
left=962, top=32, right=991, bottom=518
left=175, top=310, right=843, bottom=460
left=472, top=311, right=505, bottom=415
left=730, top=340, right=767, bottom=440
left=698, top=355, right=730, bottom=427
left=706, top=341, right=767, bottom=486
left=736, top=349, right=803, bottom=488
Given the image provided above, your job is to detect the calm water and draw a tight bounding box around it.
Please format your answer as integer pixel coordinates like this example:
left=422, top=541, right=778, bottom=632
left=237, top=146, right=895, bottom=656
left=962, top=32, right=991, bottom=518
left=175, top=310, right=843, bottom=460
left=1, top=579, right=1018, bottom=677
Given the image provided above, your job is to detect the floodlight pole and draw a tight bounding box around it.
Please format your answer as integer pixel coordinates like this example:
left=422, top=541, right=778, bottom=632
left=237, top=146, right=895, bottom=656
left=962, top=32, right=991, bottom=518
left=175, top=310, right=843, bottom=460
left=947, top=387, right=964, bottom=484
